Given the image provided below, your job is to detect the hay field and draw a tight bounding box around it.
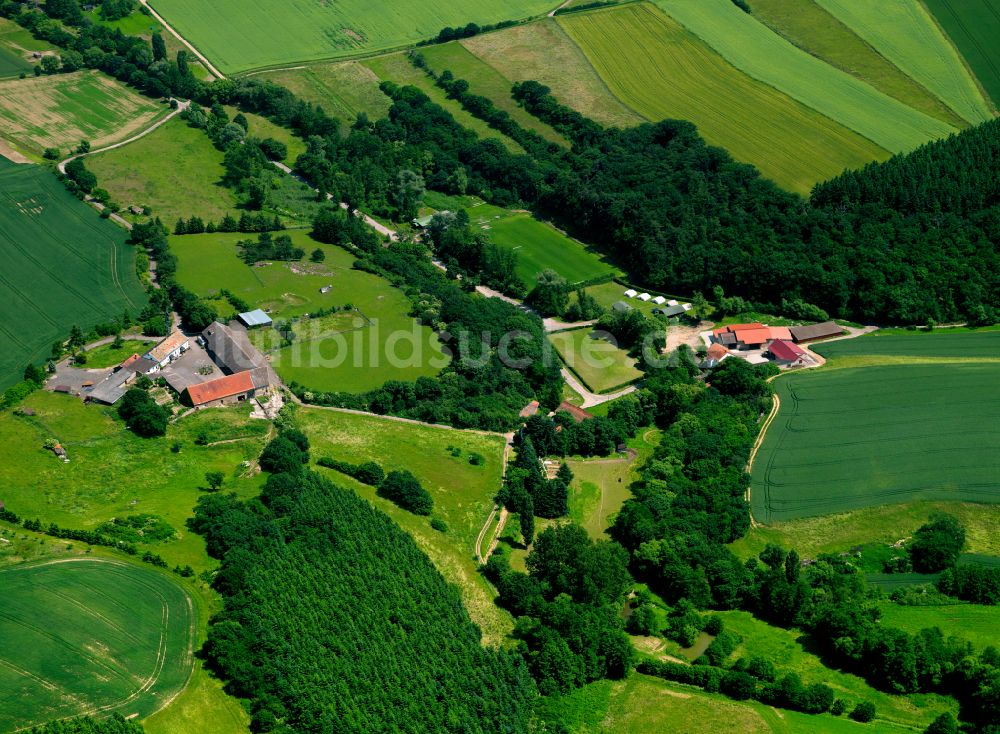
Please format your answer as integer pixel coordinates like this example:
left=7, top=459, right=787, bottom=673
left=0, top=160, right=148, bottom=388
left=747, top=0, right=966, bottom=128
left=257, top=61, right=392, bottom=124
left=0, top=558, right=195, bottom=730
left=924, top=0, right=1000, bottom=108
left=0, top=70, right=164, bottom=156
left=87, top=116, right=238, bottom=223
left=816, top=0, right=992, bottom=125
left=147, top=0, right=559, bottom=73
left=751, top=332, right=1000, bottom=523
left=299, top=407, right=512, bottom=643
left=550, top=327, right=644, bottom=393
left=654, top=0, right=957, bottom=154
left=559, top=4, right=888, bottom=194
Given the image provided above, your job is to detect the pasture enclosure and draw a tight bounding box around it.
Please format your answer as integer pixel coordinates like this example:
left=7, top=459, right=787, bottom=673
left=550, top=326, right=644, bottom=394
left=146, top=0, right=559, bottom=73
left=751, top=360, right=1000, bottom=523
left=299, top=407, right=511, bottom=643
left=924, top=0, right=1000, bottom=108
left=559, top=3, right=888, bottom=194
left=654, top=0, right=957, bottom=154
left=87, top=116, right=237, bottom=223
left=815, top=0, right=991, bottom=125
left=0, top=160, right=147, bottom=389
left=747, top=0, right=967, bottom=128
left=0, top=558, right=195, bottom=730
left=0, top=70, right=164, bottom=156
left=467, top=203, right=620, bottom=287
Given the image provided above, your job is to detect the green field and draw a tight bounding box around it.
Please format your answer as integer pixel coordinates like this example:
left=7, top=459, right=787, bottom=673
left=0, top=160, right=148, bottom=389
left=467, top=202, right=620, bottom=287
left=171, top=230, right=445, bottom=393
left=0, top=558, right=196, bottom=730
left=0, top=70, right=165, bottom=158
left=815, top=0, right=991, bottom=125
left=747, top=0, right=967, bottom=128
left=298, top=407, right=512, bottom=643
left=81, top=338, right=156, bottom=368
left=924, top=0, right=1000, bottom=109
left=87, top=116, right=237, bottom=223
left=551, top=326, right=644, bottom=393
left=147, top=0, right=560, bottom=73
left=461, top=18, right=643, bottom=129
left=257, top=61, right=392, bottom=125
left=559, top=4, right=889, bottom=194
left=654, top=0, right=957, bottom=154
left=880, top=602, right=1000, bottom=653
left=751, top=333, right=1000, bottom=523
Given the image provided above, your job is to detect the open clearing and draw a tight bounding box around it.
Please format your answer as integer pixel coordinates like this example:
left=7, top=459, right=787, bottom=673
left=747, top=0, right=967, bottom=128
left=923, top=0, right=1000, bottom=108
left=171, top=230, right=445, bottom=393
left=815, top=0, right=991, bottom=125
left=87, top=115, right=238, bottom=224
left=0, top=70, right=164, bottom=157
left=257, top=61, right=392, bottom=124
left=299, top=407, right=512, bottom=644
left=461, top=18, right=642, bottom=129
left=146, top=0, right=559, bottom=73
left=559, top=3, right=888, bottom=194
left=654, top=0, right=957, bottom=154
left=0, top=558, right=195, bottom=731
left=0, top=159, right=148, bottom=389
left=551, top=326, right=644, bottom=394
left=751, top=332, right=1000, bottom=523
left=468, top=202, right=620, bottom=288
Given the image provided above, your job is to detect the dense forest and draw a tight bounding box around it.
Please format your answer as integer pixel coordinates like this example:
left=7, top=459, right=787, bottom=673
left=190, top=433, right=534, bottom=733
left=27, top=716, right=145, bottom=734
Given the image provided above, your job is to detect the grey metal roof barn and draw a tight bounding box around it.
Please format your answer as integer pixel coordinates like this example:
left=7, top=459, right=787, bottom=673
left=237, top=309, right=272, bottom=328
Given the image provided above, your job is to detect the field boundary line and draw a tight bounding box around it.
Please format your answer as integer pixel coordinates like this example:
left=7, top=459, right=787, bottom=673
left=139, top=0, right=225, bottom=79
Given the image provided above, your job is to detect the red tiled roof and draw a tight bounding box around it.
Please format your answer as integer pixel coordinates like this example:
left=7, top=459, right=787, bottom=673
left=119, top=354, right=140, bottom=369
left=557, top=401, right=594, bottom=423
left=729, top=322, right=765, bottom=333
left=519, top=400, right=540, bottom=418
left=707, top=343, right=729, bottom=360
left=186, top=371, right=254, bottom=406
left=768, top=340, right=805, bottom=361
left=767, top=326, right=792, bottom=341
left=734, top=327, right=771, bottom=345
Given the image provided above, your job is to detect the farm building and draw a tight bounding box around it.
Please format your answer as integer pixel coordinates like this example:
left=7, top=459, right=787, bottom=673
left=114, top=354, right=141, bottom=372
left=655, top=304, right=688, bottom=318
left=790, top=321, right=844, bottom=343
left=612, top=301, right=632, bottom=313
left=143, top=331, right=190, bottom=371
left=623, top=289, right=638, bottom=298
left=202, top=322, right=262, bottom=375
left=702, top=343, right=730, bottom=369
left=183, top=370, right=266, bottom=408
left=767, top=340, right=808, bottom=367
left=412, top=211, right=448, bottom=228
left=88, top=358, right=151, bottom=405
left=557, top=401, right=594, bottom=423
left=712, top=323, right=790, bottom=350
left=237, top=309, right=272, bottom=329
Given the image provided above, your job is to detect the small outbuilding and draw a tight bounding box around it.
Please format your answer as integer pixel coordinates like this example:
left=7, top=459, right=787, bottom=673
left=144, top=331, right=190, bottom=370
left=237, top=309, right=273, bottom=329
left=184, top=370, right=262, bottom=408
left=519, top=400, right=540, bottom=419
left=557, top=401, right=594, bottom=423
left=612, top=301, right=633, bottom=313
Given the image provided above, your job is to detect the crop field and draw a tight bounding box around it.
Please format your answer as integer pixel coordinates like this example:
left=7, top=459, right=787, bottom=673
left=747, top=0, right=966, bottom=128
left=0, top=160, right=148, bottom=389
left=815, top=0, right=991, bottom=125
left=461, top=19, right=642, bottom=129
left=257, top=61, right=392, bottom=124
left=418, top=42, right=567, bottom=145
left=924, top=0, right=1000, bottom=108
left=550, top=327, right=644, bottom=393
left=171, top=230, right=445, bottom=393
left=879, top=603, right=1000, bottom=652
left=0, top=40, right=28, bottom=78
left=0, top=391, right=269, bottom=571
left=559, top=4, right=888, bottom=194
left=468, top=203, right=620, bottom=287
left=751, top=332, right=1000, bottom=523
left=299, top=407, right=511, bottom=643
left=654, top=0, right=957, bottom=154
left=146, top=0, right=559, bottom=73
left=87, top=116, right=237, bottom=223
left=0, top=70, right=164, bottom=157
left=0, top=558, right=196, bottom=730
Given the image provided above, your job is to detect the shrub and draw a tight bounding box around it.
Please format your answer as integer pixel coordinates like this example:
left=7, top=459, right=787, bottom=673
left=117, top=388, right=169, bottom=437
left=850, top=701, right=876, bottom=723
left=430, top=517, right=448, bottom=533
left=379, top=469, right=433, bottom=515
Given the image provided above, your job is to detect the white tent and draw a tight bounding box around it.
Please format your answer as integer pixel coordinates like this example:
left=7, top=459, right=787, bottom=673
left=623, top=289, right=638, bottom=298
left=667, top=299, right=679, bottom=307
left=637, top=293, right=652, bottom=302
left=652, top=295, right=667, bottom=305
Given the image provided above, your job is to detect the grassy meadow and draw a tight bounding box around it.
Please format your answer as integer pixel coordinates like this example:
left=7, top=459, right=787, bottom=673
left=146, top=0, right=559, bottom=73
left=550, top=327, right=644, bottom=393
left=879, top=603, right=1000, bottom=652
left=87, top=116, right=237, bottom=223
left=815, top=0, right=991, bottom=125
left=81, top=338, right=156, bottom=368
left=747, top=0, right=967, bottom=128
left=298, top=407, right=512, bottom=643
left=0, top=160, right=148, bottom=389
left=654, top=0, right=957, bottom=154
left=559, top=3, right=889, bottom=194
left=923, top=0, right=1000, bottom=108
left=0, top=70, right=165, bottom=157
left=257, top=61, right=392, bottom=124
left=0, top=558, right=196, bottom=730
